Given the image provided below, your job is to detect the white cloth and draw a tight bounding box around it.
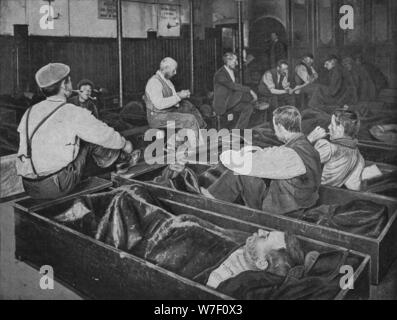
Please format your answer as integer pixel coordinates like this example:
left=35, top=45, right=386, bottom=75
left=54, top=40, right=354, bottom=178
left=220, top=145, right=306, bottom=180
left=145, top=70, right=181, bottom=111
left=262, top=70, right=290, bottom=90
left=315, top=139, right=365, bottom=191
left=224, top=66, right=236, bottom=83
left=17, top=97, right=126, bottom=177
left=295, top=64, right=318, bottom=84
left=207, top=248, right=251, bottom=289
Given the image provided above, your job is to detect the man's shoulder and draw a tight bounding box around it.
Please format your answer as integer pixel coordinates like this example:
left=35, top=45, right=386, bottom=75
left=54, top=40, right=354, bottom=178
left=60, top=103, right=92, bottom=117
left=264, top=68, right=276, bottom=76
left=215, top=66, right=227, bottom=76
left=146, top=73, right=159, bottom=83
left=314, top=138, right=332, bottom=150
left=67, top=95, right=79, bottom=105
left=295, top=63, right=306, bottom=70
left=145, top=74, right=163, bottom=91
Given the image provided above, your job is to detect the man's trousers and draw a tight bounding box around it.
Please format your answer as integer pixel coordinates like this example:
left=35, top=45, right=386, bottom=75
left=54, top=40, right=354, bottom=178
left=22, top=142, right=120, bottom=200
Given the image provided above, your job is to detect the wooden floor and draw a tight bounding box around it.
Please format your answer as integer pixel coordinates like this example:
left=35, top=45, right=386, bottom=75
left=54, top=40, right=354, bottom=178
left=0, top=198, right=396, bottom=300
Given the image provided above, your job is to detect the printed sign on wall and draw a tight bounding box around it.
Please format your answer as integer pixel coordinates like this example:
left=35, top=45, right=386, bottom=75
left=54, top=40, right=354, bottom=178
left=158, top=4, right=180, bottom=37
left=98, top=0, right=117, bottom=20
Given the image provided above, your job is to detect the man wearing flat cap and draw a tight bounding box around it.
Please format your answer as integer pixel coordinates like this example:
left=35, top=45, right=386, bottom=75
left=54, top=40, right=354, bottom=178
left=16, top=63, right=136, bottom=200
left=68, top=79, right=99, bottom=118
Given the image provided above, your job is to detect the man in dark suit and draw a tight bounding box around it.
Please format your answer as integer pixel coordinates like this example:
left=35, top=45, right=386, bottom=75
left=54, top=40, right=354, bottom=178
left=308, top=55, right=358, bottom=110
left=269, top=33, right=287, bottom=69
left=213, top=52, right=257, bottom=129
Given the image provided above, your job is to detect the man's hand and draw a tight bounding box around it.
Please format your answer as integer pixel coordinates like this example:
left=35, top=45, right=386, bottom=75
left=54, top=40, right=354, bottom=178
left=250, top=90, right=258, bottom=102
left=177, top=90, right=191, bottom=100
left=307, top=126, right=327, bottom=144
left=123, top=140, right=133, bottom=154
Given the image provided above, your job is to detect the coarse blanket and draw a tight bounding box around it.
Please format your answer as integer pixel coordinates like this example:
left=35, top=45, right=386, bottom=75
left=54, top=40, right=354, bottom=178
left=52, top=184, right=362, bottom=300
left=152, top=165, right=389, bottom=238
left=54, top=185, right=247, bottom=279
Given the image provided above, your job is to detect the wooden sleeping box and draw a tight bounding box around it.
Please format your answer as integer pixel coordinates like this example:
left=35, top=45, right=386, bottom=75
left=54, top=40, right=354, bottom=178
left=358, top=140, right=397, bottom=166
left=13, top=184, right=370, bottom=300
left=112, top=164, right=397, bottom=285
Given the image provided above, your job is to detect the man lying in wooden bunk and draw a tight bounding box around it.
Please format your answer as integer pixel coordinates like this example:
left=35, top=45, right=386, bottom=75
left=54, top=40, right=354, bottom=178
left=52, top=184, right=362, bottom=300
left=149, top=107, right=388, bottom=238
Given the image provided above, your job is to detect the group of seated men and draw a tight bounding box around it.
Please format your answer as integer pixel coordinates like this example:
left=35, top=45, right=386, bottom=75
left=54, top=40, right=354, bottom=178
left=16, top=53, right=367, bottom=210
left=141, top=54, right=368, bottom=217
left=15, top=61, right=375, bottom=297
left=200, top=105, right=364, bottom=215
left=143, top=51, right=379, bottom=142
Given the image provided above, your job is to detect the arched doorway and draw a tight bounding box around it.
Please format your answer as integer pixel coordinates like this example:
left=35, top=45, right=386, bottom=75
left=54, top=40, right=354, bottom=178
left=249, top=16, right=287, bottom=72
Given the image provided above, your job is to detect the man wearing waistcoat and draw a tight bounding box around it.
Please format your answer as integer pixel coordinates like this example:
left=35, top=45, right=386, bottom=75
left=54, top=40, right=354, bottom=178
left=201, top=106, right=322, bottom=216
left=294, top=53, right=319, bottom=98
left=258, top=60, right=296, bottom=119
left=144, top=57, right=206, bottom=145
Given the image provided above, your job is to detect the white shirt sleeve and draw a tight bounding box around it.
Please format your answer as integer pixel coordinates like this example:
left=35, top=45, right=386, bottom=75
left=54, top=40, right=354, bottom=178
left=314, top=139, right=333, bottom=164
left=71, top=106, right=126, bottom=149
left=345, top=155, right=365, bottom=191
left=145, top=77, right=181, bottom=110
left=296, top=65, right=310, bottom=83
left=220, top=146, right=307, bottom=179
left=262, top=72, right=275, bottom=90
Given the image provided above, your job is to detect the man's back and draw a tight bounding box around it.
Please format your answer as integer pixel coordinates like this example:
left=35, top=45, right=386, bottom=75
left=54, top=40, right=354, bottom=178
left=17, top=98, right=124, bottom=177
left=315, top=138, right=365, bottom=190
left=263, top=134, right=322, bottom=215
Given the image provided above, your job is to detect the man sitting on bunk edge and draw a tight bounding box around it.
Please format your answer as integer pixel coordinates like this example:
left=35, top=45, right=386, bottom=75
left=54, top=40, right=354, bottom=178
left=16, top=63, right=138, bottom=200
left=201, top=106, right=322, bottom=215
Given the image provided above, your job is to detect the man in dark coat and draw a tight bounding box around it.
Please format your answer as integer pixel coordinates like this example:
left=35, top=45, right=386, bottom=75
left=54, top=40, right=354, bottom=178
left=308, top=55, right=358, bottom=110
left=213, top=53, right=257, bottom=129
left=342, top=57, right=377, bottom=101
left=269, top=32, right=287, bottom=69
left=354, top=54, right=388, bottom=95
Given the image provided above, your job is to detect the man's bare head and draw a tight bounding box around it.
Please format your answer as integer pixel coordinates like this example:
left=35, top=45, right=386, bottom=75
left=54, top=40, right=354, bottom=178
left=244, top=230, right=304, bottom=276
left=160, top=57, right=178, bottom=79
left=273, top=106, right=302, bottom=143
left=223, top=52, right=238, bottom=70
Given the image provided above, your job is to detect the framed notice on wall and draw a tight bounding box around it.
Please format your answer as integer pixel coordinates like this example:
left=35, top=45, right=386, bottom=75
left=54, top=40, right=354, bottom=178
left=98, top=0, right=117, bottom=20
left=158, top=4, right=181, bottom=37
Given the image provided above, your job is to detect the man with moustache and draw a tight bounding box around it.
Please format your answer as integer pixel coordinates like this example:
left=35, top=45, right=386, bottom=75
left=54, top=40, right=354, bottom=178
left=258, top=60, right=297, bottom=121
left=144, top=57, right=206, bottom=145
left=213, top=52, right=257, bottom=129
